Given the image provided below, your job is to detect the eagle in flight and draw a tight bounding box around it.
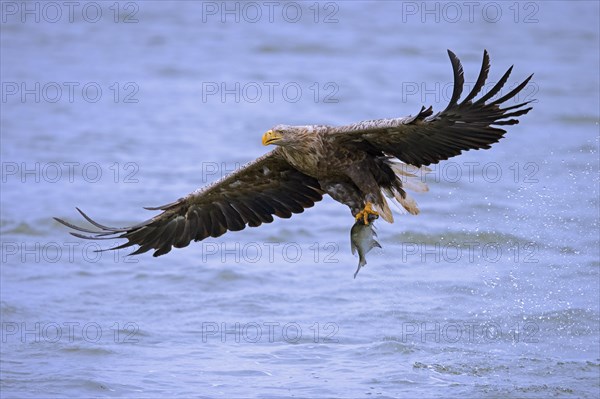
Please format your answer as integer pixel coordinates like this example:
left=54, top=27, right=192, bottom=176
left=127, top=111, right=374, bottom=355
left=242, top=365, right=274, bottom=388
left=56, top=50, right=533, bottom=264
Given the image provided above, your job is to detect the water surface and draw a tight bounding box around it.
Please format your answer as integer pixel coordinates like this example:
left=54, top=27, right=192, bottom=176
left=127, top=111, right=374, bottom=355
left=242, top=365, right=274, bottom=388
left=1, top=1, right=599, bottom=398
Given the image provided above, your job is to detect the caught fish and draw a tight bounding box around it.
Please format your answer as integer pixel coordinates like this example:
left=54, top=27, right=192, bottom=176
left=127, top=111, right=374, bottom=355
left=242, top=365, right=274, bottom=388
left=350, top=216, right=382, bottom=278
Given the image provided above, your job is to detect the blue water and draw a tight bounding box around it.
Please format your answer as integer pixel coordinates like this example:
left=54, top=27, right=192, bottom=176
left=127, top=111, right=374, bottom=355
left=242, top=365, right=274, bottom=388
left=1, top=1, right=599, bottom=398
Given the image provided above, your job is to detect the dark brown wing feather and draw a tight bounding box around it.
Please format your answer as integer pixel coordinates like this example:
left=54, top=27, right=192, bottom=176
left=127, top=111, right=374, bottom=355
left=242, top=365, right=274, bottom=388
left=329, top=50, right=534, bottom=167
left=54, top=149, right=323, bottom=257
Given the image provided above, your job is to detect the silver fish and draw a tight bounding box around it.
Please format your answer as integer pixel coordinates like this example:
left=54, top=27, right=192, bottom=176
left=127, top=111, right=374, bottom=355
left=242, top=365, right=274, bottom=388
left=350, top=217, right=382, bottom=278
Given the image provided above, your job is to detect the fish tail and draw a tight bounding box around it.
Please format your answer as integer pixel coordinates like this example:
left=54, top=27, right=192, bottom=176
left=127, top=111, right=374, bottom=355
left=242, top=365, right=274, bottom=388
left=353, top=254, right=367, bottom=279
left=359, top=255, right=367, bottom=268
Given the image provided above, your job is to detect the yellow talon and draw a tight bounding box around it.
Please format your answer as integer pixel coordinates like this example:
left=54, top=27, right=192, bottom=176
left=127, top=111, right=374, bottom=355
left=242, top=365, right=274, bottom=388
left=355, top=202, right=379, bottom=225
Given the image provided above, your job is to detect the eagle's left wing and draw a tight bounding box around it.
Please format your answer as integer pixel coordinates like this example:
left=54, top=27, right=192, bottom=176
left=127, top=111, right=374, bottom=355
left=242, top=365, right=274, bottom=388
left=54, top=149, right=323, bottom=257
left=327, top=50, right=534, bottom=167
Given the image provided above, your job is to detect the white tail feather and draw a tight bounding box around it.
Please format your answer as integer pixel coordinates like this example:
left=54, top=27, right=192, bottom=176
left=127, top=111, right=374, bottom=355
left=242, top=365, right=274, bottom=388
left=380, top=160, right=431, bottom=218
left=395, top=191, right=420, bottom=215
left=374, top=197, right=394, bottom=223
left=400, top=177, right=429, bottom=193
left=389, top=162, right=432, bottom=178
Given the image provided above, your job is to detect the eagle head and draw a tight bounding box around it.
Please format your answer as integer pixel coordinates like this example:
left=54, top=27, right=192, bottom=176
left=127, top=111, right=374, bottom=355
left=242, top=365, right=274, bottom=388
left=262, top=125, right=314, bottom=148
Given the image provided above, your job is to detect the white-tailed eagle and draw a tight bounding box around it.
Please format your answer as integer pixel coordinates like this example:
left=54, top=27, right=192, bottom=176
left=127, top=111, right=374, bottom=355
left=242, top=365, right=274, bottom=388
left=55, top=50, right=533, bottom=268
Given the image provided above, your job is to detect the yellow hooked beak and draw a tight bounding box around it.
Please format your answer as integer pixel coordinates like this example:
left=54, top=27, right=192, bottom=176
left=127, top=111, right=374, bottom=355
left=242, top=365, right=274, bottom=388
left=262, top=130, right=282, bottom=146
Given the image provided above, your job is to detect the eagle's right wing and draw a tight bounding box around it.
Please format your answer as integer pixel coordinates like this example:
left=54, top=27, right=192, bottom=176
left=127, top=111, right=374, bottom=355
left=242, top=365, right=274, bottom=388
left=327, top=50, right=534, bottom=167
left=54, top=149, right=323, bottom=257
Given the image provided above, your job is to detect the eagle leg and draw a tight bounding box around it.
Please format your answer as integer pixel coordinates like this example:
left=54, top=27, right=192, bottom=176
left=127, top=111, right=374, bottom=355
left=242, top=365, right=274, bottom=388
left=355, top=202, right=379, bottom=225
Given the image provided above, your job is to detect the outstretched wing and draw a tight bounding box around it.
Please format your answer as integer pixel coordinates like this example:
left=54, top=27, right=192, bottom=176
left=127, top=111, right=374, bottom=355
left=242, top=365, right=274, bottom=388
left=54, top=149, right=323, bottom=257
left=328, top=50, right=534, bottom=167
